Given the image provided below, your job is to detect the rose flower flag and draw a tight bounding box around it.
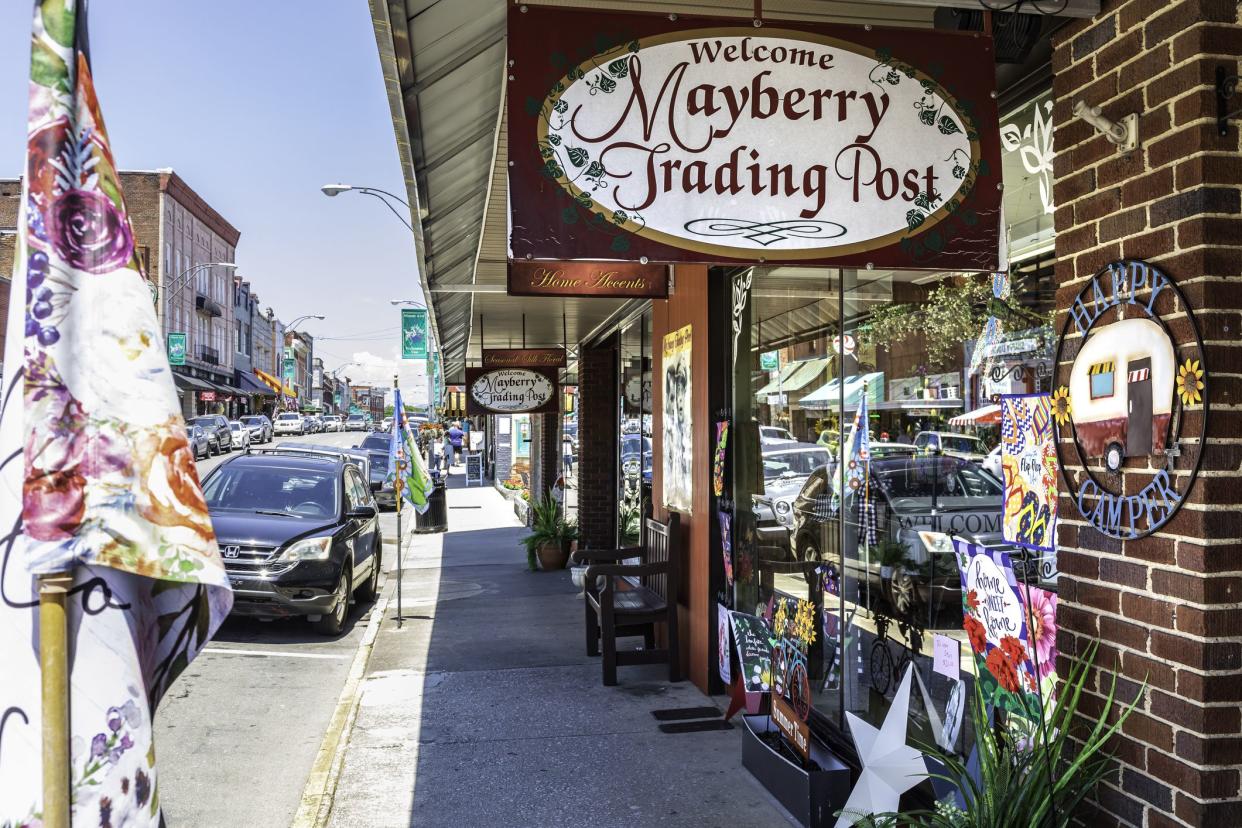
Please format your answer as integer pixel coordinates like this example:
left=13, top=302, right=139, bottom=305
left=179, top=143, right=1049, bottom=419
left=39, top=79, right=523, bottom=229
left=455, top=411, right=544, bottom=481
left=0, top=2, right=231, bottom=825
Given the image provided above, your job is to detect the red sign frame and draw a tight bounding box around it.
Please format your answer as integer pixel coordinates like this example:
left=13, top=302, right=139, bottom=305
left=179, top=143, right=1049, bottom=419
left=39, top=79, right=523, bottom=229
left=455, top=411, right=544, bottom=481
left=465, top=366, right=561, bottom=416
left=482, top=348, right=568, bottom=368
left=507, top=6, right=1001, bottom=270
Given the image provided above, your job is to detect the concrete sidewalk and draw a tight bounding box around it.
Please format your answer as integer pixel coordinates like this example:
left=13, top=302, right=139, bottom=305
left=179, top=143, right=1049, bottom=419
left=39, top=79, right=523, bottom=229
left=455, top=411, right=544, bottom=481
left=322, top=472, right=793, bottom=828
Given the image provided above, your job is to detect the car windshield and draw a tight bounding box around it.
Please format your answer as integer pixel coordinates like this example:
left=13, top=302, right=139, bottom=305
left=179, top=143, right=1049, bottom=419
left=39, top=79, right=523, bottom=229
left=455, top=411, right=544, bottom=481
left=276, top=414, right=299, bottom=421
left=360, top=434, right=389, bottom=451
left=873, top=457, right=1002, bottom=500
left=229, top=423, right=242, bottom=431
left=763, top=449, right=830, bottom=479
left=241, top=416, right=262, bottom=424
left=942, top=435, right=984, bottom=453
left=189, top=417, right=213, bottom=426
left=762, top=427, right=792, bottom=439
left=203, top=464, right=338, bottom=518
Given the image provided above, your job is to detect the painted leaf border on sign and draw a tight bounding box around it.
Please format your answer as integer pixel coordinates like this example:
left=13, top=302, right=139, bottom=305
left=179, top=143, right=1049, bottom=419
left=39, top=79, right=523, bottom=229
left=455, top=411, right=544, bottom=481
left=533, top=27, right=986, bottom=261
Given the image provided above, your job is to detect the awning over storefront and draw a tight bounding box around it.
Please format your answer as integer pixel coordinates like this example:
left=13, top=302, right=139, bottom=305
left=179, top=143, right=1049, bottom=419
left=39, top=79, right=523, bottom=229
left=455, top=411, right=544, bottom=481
left=949, top=404, right=1002, bottom=427
left=254, top=368, right=296, bottom=398
left=238, top=372, right=277, bottom=397
left=755, top=357, right=831, bottom=400
left=754, top=362, right=802, bottom=398
left=172, top=373, right=213, bottom=392
left=799, top=372, right=884, bottom=410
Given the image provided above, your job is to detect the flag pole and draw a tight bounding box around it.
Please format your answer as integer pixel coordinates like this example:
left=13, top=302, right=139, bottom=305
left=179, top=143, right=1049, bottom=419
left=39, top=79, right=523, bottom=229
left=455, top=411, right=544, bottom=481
left=394, top=374, right=403, bottom=629
left=39, top=570, right=74, bottom=828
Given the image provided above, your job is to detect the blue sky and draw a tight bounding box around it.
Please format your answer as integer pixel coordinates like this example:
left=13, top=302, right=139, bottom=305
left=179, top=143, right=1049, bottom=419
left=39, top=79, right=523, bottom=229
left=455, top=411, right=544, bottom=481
left=0, top=0, right=429, bottom=398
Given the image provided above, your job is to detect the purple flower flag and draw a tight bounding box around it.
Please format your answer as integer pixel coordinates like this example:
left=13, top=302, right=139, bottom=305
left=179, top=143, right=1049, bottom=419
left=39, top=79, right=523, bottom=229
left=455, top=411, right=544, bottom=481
left=0, top=2, right=231, bottom=825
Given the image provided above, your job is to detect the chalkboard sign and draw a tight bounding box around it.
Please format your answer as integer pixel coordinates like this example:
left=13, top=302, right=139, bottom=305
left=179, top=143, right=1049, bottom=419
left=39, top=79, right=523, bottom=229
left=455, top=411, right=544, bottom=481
left=465, top=452, right=484, bottom=486
left=729, top=611, right=774, bottom=697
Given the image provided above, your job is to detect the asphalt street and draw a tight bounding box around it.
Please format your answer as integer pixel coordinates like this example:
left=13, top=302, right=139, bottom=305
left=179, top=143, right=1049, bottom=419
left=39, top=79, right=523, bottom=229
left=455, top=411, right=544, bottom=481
left=155, top=428, right=403, bottom=827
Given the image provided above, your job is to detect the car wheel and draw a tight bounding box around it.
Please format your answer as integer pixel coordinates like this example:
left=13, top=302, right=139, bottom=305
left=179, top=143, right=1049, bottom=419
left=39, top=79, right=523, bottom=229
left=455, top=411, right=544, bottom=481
left=210, top=440, right=219, bottom=456
left=889, top=568, right=920, bottom=618
left=356, top=541, right=382, bottom=602
left=314, top=564, right=351, bottom=636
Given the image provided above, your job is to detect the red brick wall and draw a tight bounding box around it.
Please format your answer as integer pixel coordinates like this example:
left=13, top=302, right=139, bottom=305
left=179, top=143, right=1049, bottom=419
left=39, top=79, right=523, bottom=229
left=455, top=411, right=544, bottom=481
left=1051, top=2, right=1242, bottom=826
left=577, top=338, right=618, bottom=550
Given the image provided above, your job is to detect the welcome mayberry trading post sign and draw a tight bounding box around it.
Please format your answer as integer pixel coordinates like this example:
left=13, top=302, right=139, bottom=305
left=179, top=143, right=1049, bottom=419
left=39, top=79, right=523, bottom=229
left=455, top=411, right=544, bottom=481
left=508, top=5, right=1002, bottom=269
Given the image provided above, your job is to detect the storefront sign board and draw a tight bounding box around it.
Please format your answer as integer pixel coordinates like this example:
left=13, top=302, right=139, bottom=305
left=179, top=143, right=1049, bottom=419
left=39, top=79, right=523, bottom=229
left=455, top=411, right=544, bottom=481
left=729, top=611, right=773, bottom=715
left=465, top=367, right=560, bottom=415
left=509, top=6, right=1002, bottom=269
left=401, top=308, right=428, bottom=359
left=200, top=391, right=216, bottom=402
left=482, top=348, right=567, bottom=368
left=771, top=694, right=810, bottom=762
left=508, top=260, right=667, bottom=298
left=759, top=351, right=780, bottom=371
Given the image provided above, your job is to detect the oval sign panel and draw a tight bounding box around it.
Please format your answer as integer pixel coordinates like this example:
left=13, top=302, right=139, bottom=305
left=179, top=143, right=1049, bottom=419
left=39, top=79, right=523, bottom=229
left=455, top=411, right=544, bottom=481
left=469, top=368, right=555, bottom=414
left=537, top=29, right=980, bottom=259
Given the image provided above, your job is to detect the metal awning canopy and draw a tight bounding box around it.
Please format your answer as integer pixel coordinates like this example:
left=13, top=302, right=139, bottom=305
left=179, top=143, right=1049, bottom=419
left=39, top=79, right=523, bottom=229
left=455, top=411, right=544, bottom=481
left=369, top=0, right=1097, bottom=383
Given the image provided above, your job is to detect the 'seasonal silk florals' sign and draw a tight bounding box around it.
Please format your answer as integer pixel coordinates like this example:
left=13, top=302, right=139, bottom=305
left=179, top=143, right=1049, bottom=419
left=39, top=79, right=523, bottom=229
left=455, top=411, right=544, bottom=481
left=401, top=307, right=427, bottom=359
left=482, top=348, right=567, bottom=369
left=1054, top=260, right=1206, bottom=539
left=508, top=260, right=667, bottom=298
left=509, top=6, right=1001, bottom=268
left=1, top=2, right=231, bottom=823
left=465, top=366, right=559, bottom=415
left=1000, top=393, right=1058, bottom=551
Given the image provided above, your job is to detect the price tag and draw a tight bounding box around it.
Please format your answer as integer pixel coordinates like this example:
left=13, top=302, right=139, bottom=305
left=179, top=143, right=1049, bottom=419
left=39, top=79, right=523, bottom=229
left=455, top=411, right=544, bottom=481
left=933, top=634, right=961, bottom=680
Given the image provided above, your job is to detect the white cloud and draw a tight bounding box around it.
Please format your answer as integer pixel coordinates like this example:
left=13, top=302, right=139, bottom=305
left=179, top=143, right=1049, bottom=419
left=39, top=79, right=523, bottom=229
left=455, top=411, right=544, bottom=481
left=338, top=349, right=430, bottom=406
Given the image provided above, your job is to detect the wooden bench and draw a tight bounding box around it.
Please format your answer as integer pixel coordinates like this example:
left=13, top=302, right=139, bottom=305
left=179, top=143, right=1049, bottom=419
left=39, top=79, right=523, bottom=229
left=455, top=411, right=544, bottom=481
left=576, top=514, right=681, bottom=686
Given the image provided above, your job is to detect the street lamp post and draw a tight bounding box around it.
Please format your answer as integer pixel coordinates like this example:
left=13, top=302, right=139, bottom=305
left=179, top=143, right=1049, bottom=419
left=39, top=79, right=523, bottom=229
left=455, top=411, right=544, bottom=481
left=321, top=184, right=416, bottom=233
left=391, top=299, right=436, bottom=412
left=282, top=315, right=325, bottom=411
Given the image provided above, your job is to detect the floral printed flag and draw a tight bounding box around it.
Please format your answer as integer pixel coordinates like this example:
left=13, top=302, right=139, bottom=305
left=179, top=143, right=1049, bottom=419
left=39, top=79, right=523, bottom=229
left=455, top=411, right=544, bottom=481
left=0, top=2, right=231, bottom=825
left=999, top=393, right=1058, bottom=551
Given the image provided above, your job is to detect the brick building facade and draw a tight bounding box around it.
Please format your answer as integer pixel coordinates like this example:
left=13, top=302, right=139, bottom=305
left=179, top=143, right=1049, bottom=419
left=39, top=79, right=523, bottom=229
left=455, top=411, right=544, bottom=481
left=1051, top=2, right=1242, bottom=825
left=576, top=336, right=619, bottom=551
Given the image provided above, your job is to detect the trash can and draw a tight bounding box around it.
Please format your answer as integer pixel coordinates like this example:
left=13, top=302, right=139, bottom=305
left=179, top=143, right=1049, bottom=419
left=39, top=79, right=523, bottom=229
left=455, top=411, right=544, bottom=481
left=415, top=478, right=448, bottom=533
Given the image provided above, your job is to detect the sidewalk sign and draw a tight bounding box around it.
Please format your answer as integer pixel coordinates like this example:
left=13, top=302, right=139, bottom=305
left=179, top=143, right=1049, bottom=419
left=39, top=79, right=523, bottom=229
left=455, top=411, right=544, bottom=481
left=465, top=452, right=483, bottom=486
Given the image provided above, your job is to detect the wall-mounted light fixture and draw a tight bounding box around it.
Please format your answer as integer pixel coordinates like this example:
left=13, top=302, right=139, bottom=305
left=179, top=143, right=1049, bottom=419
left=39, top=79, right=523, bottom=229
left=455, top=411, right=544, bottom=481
left=1072, top=101, right=1139, bottom=152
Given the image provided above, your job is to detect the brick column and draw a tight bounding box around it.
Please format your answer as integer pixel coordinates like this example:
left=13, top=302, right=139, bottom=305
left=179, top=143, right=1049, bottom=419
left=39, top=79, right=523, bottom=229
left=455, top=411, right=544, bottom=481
left=577, top=337, right=618, bottom=550
left=1051, top=3, right=1242, bottom=826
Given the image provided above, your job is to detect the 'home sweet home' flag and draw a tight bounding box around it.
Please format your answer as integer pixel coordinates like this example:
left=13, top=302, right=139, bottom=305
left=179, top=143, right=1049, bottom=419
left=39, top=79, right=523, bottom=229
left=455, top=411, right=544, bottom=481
left=0, top=2, right=231, bottom=824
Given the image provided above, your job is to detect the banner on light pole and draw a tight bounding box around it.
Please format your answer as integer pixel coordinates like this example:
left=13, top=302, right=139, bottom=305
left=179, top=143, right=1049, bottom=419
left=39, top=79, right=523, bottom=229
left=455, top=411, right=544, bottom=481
left=402, top=308, right=427, bottom=359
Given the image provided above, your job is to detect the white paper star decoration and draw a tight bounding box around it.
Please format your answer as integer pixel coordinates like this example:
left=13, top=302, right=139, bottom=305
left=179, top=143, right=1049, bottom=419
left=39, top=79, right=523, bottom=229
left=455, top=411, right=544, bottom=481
left=835, top=664, right=928, bottom=827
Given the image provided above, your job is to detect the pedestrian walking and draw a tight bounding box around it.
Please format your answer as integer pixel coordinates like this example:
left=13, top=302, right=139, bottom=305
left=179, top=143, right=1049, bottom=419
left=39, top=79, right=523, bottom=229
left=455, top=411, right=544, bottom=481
left=562, top=432, right=574, bottom=480
left=447, top=420, right=465, bottom=466
left=441, top=432, right=452, bottom=472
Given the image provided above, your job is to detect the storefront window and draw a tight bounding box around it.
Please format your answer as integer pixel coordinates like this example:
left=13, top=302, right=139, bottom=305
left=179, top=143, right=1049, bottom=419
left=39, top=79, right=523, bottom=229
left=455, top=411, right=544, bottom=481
left=618, top=312, right=652, bottom=546
left=727, top=141, right=1059, bottom=759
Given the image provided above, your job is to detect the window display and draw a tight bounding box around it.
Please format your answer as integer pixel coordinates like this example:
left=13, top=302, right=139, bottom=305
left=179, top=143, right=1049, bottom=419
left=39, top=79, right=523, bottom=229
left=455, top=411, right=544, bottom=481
left=618, top=312, right=652, bottom=545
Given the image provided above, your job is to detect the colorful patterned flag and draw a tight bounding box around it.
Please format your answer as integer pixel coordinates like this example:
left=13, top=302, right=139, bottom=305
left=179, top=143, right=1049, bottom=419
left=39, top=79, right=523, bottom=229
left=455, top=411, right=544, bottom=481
left=1000, top=393, right=1058, bottom=551
left=0, top=2, right=232, bottom=823
left=831, top=387, right=871, bottom=512
left=389, top=388, right=433, bottom=513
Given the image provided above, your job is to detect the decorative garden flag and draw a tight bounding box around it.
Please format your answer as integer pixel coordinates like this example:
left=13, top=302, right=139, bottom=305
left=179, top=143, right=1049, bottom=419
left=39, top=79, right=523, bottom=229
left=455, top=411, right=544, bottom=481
left=389, top=388, right=433, bottom=513
left=831, top=389, right=871, bottom=512
left=999, top=393, right=1058, bottom=551
left=0, top=2, right=232, bottom=824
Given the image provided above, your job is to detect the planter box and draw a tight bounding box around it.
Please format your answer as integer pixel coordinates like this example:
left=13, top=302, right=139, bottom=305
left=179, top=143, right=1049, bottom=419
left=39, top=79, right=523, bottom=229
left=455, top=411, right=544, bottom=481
left=741, top=714, right=852, bottom=828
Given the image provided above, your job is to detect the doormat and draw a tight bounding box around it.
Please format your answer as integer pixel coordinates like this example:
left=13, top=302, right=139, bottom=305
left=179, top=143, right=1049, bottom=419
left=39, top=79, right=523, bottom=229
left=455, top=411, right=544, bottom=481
left=658, top=720, right=734, bottom=734
left=651, top=706, right=722, bottom=721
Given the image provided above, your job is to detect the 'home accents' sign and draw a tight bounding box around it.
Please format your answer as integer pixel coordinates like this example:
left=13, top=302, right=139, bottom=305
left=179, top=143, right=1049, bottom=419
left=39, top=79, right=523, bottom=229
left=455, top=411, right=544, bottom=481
left=1054, top=260, right=1207, bottom=539
left=482, top=348, right=568, bottom=369
left=508, top=6, right=1001, bottom=268
left=465, top=367, right=559, bottom=416
left=508, top=261, right=667, bottom=298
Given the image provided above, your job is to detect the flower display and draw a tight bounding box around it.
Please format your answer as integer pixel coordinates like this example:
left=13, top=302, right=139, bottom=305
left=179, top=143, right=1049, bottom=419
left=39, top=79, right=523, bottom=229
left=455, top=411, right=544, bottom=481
left=965, top=589, right=979, bottom=611
left=47, top=188, right=134, bottom=275
left=1177, top=358, right=1204, bottom=406
left=1051, top=385, right=1071, bottom=426
left=986, top=646, right=1022, bottom=694
left=1024, top=586, right=1058, bottom=679
left=963, top=614, right=987, bottom=654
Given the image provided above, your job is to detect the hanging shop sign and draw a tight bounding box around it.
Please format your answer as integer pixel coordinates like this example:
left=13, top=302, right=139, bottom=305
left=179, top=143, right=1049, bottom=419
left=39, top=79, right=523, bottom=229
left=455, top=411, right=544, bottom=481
left=167, top=332, right=187, bottom=366
left=507, top=260, right=668, bottom=298
left=482, top=347, right=567, bottom=368
left=465, top=366, right=559, bottom=415
left=508, top=6, right=1001, bottom=269
left=199, top=391, right=216, bottom=402
left=759, top=351, right=780, bottom=371
left=401, top=308, right=428, bottom=359
left=1053, top=260, right=1206, bottom=539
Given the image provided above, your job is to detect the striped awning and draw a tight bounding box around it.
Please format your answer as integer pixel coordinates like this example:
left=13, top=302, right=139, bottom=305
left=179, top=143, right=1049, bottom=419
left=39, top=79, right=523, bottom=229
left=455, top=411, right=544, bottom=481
left=1089, top=361, right=1114, bottom=375
left=255, top=368, right=296, bottom=398
left=1128, top=367, right=1150, bottom=382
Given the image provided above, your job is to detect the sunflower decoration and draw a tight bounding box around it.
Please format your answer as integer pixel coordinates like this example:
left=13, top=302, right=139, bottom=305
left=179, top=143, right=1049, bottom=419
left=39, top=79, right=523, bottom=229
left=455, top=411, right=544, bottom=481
left=1051, top=386, right=1072, bottom=427
left=1177, top=358, right=1205, bottom=406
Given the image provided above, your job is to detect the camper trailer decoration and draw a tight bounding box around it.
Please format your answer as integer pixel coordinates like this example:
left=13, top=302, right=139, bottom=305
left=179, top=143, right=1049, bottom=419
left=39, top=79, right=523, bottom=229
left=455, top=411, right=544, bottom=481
left=1054, top=259, right=1207, bottom=540
left=999, top=394, right=1058, bottom=551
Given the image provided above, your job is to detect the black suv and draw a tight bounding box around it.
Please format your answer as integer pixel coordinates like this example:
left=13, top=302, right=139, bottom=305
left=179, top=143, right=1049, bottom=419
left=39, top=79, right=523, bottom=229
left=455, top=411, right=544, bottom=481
left=202, top=448, right=382, bottom=634
left=190, top=414, right=232, bottom=454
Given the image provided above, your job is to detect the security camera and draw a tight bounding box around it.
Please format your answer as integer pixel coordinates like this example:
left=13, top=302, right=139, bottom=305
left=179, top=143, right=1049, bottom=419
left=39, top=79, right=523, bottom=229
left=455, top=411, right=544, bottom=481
left=1073, top=101, right=1138, bottom=152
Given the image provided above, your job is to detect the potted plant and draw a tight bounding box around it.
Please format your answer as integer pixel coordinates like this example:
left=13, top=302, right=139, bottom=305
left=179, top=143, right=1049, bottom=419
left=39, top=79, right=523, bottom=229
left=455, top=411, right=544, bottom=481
left=521, top=490, right=577, bottom=571
left=873, top=538, right=909, bottom=580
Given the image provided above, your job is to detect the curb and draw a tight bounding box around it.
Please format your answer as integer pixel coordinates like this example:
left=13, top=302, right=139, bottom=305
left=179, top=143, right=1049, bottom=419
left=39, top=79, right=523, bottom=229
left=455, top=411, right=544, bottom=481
left=289, top=589, right=388, bottom=828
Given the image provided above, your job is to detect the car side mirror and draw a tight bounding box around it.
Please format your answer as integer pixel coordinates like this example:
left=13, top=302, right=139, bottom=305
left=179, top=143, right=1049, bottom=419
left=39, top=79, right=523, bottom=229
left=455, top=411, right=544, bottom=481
left=348, top=504, right=377, bottom=519
left=370, top=481, right=382, bottom=492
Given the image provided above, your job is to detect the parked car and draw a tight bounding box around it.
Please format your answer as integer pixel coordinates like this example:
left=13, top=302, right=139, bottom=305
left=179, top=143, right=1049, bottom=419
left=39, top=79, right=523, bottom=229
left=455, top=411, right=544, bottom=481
left=345, top=413, right=367, bottom=431
left=353, top=432, right=396, bottom=510
left=753, top=443, right=832, bottom=525
left=321, top=415, right=342, bottom=432
left=189, top=414, right=231, bottom=454
left=620, top=433, right=652, bottom=484
left=187, top=424, right=211, bottom=460
left=380, top=417, right=393, bottom=432
left=202, top=450, right=382, bottom=634
left=240, top=414, right=273, bottom=444
left=274, top=412, right=306, bottom=435
left=303, top=415, right=322, bottom=434
left=760, top=425, right=797, bottom=445
left=782, top=454, right=1004, bottom=621
left=982, top=445, right=1003, bottom=481
left=913, top=431, right=989, bottom=462
left=228, top=420, right=252, bottom=451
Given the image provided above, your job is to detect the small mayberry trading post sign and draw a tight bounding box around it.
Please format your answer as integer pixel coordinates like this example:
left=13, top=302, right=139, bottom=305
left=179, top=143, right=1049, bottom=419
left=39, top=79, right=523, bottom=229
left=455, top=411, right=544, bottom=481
left=508, top=5, right=1002, bottom=269
left=1053, top=259, right=1207, bottom=540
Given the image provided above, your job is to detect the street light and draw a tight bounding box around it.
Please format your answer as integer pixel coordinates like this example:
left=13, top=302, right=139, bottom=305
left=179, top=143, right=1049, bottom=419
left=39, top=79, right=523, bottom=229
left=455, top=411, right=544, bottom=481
left=284, top=314, right=325, bottom=331
left=163, top=262, right=237, bottom=306
left=389, top=298, right=427, bottom=307
left=320, top=183, right=417, bottom=232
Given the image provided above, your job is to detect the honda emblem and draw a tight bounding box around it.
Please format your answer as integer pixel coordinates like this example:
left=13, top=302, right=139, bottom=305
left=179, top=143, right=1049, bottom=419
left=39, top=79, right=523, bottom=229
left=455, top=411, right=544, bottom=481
left=222, top=545, right=241, bottom=559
